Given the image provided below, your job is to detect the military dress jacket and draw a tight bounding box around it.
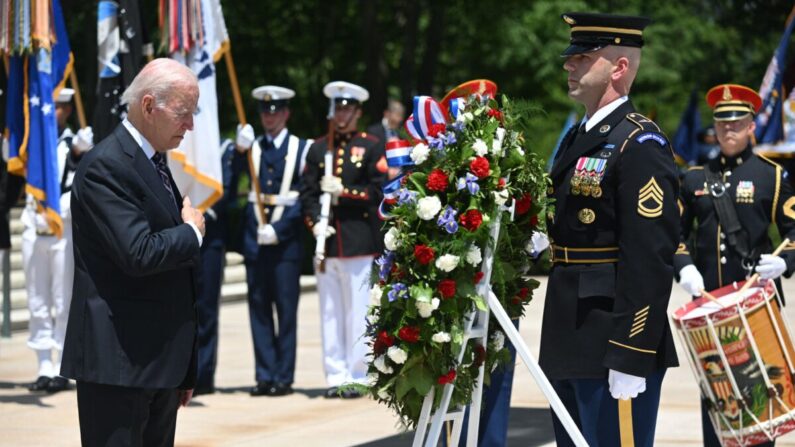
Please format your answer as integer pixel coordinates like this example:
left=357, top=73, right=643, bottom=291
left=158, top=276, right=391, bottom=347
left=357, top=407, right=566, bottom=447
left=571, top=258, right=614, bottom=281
left=674, top=147, right=795, bottom=291
left=539, top=100, right=680, bottom=380
left=300, top=131, right=386, bottom=258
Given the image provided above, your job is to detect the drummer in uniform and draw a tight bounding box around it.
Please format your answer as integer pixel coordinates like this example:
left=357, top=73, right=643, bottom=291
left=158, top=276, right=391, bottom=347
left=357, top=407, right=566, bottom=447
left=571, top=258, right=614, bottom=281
left=234, top=85, right=312, bottom=397
left=539, top=12, right=680, bottom=446
left=300, top=81, right=386, bottom=398
left=675, top=84, right=795, bottom=447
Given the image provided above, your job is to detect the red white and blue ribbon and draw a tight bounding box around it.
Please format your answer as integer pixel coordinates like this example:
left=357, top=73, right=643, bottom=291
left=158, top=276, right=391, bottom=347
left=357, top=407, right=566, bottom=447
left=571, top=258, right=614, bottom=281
left=406, top=95, right=447, bottom=141
left=447, top=97, right=466, bottom=120
left=385, top=139, right=413, bottom=168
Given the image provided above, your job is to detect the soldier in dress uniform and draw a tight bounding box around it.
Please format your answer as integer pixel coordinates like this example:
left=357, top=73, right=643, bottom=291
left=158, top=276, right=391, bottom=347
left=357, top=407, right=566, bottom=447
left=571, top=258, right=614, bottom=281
left=675, top=84, right=795, bottom=447
left=300, top=81, right=387, bottom=398
left=23, top=88, right=94, bottom=393
left=539, top=13, right=680, bottom=446
left=234, top=86, right=312, bottom=397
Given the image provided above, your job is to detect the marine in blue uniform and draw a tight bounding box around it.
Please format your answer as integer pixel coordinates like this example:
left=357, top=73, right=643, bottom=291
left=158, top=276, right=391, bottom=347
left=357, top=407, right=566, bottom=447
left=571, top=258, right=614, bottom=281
left=675, top=84, right=795, bottom=447
left=235, top=86, right=312, bottom=397
left=539, top=13, right=680, bottom=446
left=193, top=138, right=244, bottom=396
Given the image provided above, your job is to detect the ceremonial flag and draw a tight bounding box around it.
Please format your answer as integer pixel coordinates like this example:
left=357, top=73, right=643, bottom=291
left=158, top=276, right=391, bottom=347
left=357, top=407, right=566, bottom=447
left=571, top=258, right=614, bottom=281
left=755, top=7, right=795, bottom=144
left=5, top=0, right=72, bottom=236
left=547, top=111, right=578, bottom=171
left=93, top=0, right=151, bottom=143
left=672, top=89, right=702, bottom=165
left=166, top=0, right=227, bottom=210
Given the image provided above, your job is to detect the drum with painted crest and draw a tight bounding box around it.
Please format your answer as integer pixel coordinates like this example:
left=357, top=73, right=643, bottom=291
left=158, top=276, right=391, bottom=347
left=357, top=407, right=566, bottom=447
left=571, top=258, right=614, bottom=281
left=672, top=279, right=795, bottom=446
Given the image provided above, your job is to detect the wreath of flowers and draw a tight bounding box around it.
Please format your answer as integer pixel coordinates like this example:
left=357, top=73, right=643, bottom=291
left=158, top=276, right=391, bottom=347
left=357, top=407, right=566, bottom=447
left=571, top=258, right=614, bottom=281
left=362, top=82, right=550, bottom=428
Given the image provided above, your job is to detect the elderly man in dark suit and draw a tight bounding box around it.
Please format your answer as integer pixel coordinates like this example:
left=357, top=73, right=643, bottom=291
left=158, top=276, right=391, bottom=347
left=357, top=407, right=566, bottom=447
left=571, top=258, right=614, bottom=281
left=60, top=58, right=205, bottom=447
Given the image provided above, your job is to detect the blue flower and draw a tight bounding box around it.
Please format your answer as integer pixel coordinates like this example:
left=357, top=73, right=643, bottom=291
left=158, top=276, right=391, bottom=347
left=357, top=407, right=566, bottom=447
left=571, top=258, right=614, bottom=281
left=444, top=132, right=457, bottom=146
left=451, top=121, right=465, bottom=133
left=387, top=283, right=408, bottom=302
left=428, top=136, right=445, bottom=151
left=397, top=188, right=418, bottom=205
left=456, top=173, right=480, bottom=195
left=376, top=251, right=395, bottom=281
left=437, top=206, right=459, bottom=234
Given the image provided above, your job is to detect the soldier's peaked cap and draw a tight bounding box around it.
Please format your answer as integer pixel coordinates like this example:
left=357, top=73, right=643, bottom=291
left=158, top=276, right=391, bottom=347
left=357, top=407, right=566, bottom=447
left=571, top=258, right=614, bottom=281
left=561, top=12, right=652, bottom=57
left=706, top=84, right=762, bottom=122
left=252, top=85, right=294, bottom=113
left=323, top=81, right=369, bottom=106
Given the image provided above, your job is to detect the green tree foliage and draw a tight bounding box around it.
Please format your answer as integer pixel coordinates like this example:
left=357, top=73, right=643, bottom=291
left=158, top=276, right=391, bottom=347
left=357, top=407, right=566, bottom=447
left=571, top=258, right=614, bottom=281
left=60, top=0, right=793, bottom=158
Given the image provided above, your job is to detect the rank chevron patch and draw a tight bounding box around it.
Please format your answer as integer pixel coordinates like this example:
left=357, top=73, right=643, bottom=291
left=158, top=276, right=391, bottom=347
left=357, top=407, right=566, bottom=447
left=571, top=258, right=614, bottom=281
left=637, top=177, right=663, bottom=218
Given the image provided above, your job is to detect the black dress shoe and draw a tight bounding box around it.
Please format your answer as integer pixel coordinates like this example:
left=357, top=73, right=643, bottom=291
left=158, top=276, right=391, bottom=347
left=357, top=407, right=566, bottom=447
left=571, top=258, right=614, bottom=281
left=249, top=381, right=273, bottom=396
left=28, top=376, right=51, bottom=392
left=46, top=376, right=70, bottom=393
left=324, top=386, right=340, bottom=398
left=267, top=383, right=293, bottom=396
left=193, top=385, right=215, bottom=396
left=341, top=389, right=363, bottom=399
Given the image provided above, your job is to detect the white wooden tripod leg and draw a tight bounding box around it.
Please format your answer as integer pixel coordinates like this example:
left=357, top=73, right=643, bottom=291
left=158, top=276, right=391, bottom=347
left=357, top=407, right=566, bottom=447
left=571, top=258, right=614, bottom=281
left=487, top=290, right=588, bottom=447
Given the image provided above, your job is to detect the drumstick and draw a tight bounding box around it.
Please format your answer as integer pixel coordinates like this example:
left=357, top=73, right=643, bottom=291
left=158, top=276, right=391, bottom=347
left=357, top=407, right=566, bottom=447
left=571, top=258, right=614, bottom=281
left=699, top=289, right=721, bottom=305
left=738, top=238, right=791, bottom=293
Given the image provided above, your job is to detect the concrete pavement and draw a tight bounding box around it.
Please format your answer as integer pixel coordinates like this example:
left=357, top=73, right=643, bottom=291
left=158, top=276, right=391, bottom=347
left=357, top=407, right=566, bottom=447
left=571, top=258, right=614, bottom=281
left=3, top=275, right=795, bottom=446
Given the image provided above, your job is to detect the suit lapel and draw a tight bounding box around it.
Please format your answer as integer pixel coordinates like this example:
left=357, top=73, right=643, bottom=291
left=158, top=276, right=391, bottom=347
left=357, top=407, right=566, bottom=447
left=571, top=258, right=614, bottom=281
left=115, top=125, right=182, bottom=223
left=550, top=101, right=634, bottom=179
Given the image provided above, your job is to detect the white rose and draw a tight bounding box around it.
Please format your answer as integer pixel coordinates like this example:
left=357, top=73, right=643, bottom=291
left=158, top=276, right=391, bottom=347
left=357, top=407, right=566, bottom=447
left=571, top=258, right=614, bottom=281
left=489, top=330, right=505, bottom=351
left=432, top=331, right=451, bottom=343
left=411, top=143, right=430, bottom=164
left=472, top=139, right=489, bottom=156
left=495, top=127, right=506, bottom=144
left=435, top=254, right=460, bottom=272
left=493, top=189, right=510, bottom=206
left=490, top=138, right=503, bottom=157
left=384, top=227, right=400, bottom=251
left=416, top=297, right=440, bottom=318
left=369, top=284, right=383, bottom=306
left=374, top=355, right=394, bottom=374
left=417, top=196, right=442, bottom=220
left=462, top=112, right=474, bottom=122
left=466, top=245, right=482, bottom=266
left=387, top=346, right=408, bottom=365
left=367, top=372, right=379, bottom=386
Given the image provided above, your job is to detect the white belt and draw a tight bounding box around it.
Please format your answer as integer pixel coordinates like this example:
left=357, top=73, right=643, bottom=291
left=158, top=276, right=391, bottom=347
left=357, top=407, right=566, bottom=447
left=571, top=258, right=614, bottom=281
left=248, top=191, right=299, bottom=206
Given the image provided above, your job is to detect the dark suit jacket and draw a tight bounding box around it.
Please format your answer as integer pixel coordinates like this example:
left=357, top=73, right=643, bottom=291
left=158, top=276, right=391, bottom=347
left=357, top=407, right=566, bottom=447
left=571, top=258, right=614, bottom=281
left=61, top=123, right=200, bottom=389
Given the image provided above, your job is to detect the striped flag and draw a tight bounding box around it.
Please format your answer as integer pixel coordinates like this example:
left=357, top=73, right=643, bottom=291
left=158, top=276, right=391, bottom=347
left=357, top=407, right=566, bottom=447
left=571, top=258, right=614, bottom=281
left=166, top=0, right=227, bottom=210
left=755, top=7, right=795, bottom=145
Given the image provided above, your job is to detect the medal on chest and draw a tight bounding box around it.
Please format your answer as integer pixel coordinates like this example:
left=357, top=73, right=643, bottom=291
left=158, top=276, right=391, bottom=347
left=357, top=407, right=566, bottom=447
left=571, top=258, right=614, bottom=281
left=735, top=180, right=754, bottom=204
left=570, top=156, right=607, bottom=198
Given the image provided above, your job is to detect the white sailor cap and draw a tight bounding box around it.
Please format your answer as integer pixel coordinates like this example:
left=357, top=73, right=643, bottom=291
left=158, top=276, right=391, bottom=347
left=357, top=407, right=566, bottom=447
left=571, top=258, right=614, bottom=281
left=56, top=88, right=74, bottom=103
left=252, top=85, right=295, bottom=113
left=323, top=81, right=368, bottom=119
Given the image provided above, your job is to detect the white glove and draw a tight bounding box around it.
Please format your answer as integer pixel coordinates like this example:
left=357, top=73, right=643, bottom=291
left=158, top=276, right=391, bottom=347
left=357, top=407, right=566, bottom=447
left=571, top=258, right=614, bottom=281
left=34, top=213, right=50, bottom=233
left=2, top=137, right=8, bottom=162
left=524, top=231, right=550, bottom=257
left=236, top=123, right=255, bottom=151
left=678, top=264, right=705, bottom=297
left=257, top=224, right=278, bottom=245
left=72, top=126, right=94, bottom=152
left=608, top=369, right=646, bottom=400
left=312, top=222, right=336, bottom=239
left=757, top=254, right=787, bottom=280
left=320, top=175, right=344, bottom=198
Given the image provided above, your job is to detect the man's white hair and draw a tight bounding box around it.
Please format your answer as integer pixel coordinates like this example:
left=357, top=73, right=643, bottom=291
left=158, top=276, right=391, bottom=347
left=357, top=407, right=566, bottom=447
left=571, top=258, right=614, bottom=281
left=120, top=58, right=198, bottom=107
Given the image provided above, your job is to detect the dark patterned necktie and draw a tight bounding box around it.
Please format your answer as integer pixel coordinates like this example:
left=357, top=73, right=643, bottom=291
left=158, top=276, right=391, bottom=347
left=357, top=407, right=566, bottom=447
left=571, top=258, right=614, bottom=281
left=151, top=152, right=178, bottom=210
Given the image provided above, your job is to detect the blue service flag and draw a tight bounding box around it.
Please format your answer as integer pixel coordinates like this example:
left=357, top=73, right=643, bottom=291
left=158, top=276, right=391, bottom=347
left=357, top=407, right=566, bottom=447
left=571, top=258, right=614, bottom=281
left=755, top=14, right=795, bottom=144
left=547, top=111, right=578, bottom=171
left=5, top=0, right=72, bottom=236
left=673, top=89, right=702, bottom=165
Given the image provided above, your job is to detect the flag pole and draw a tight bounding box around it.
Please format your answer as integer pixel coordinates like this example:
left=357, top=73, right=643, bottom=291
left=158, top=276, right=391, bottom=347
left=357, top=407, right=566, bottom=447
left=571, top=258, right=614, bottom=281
left=68, top=69, right=87, bottom=129
left=222, top=45, right=267, bottom=226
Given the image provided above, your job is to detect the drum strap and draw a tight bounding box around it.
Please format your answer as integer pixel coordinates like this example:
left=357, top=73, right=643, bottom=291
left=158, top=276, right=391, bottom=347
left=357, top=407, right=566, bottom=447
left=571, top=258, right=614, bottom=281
left=704, top=165, right=759, bottom=266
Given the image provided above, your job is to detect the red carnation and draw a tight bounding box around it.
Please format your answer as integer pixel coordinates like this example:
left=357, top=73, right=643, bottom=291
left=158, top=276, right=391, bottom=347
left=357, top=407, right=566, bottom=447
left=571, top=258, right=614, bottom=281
left=473, top=271, right=485, bottom=284
left=428, top=123, right=447, bottom=138
left=497, top=178, right=506, bottom=189
left=373, top=330, right=395, bottom=355
left=459, top=209, right=483, bottom=232
left=414, top=244, right=436, bottom=265
left=470, top=157, right=490, bottom=179
left=529, top=215, right=539, bottom=227
left=511, top=296, right=522, bottom=306
left=473, top=345, right=486, bottom=368
left=487, top=109, right=503, bottom=121
left=398, top=326, right=421, bottom=343
left=438, top=279, right=457, bottom=299
left=517, top=287, right=529, bottom=299
left=437, top=369, right=457, bottom=385
left=515, top=194, right=532, bottom=215
left=426, top=169, right=449, bottom=192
